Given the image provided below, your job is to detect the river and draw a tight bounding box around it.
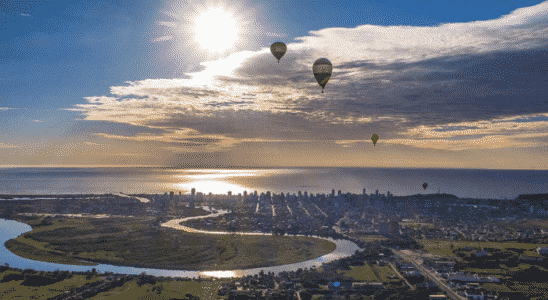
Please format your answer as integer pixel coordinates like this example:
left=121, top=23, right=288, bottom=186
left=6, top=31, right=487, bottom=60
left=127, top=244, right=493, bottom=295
left=0, top=207, right=360, bottom=278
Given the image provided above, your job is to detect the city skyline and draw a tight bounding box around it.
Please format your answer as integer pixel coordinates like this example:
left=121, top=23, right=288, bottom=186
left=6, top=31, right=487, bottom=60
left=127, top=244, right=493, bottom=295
left=2, top=0, right=548, bottom=169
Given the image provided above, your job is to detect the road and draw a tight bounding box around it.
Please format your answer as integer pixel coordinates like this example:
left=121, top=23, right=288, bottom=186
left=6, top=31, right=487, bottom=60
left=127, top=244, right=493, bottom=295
left=394, top=249, right=466, bottom=300
left=115, top=193, right=150, bottom=203
left=298, top=200, right=311, bottom=216
left=388, top=262, right=414, bottom=290
left=312, top=203, right=328, bottom=218
left=286, top=204, right=293, bottom=216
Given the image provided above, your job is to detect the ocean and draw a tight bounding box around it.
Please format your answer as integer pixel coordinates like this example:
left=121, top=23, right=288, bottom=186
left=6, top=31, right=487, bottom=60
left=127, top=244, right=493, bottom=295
left=0, top=167, right=547, bottom=199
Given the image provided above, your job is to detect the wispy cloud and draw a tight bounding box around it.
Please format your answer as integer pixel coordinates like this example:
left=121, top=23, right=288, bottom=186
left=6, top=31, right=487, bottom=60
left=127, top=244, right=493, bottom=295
left=0, top=143, right=18, bottom=148
left=153, top=36, right=173, bottom=42
left=21, top=13, right=31, bottom=17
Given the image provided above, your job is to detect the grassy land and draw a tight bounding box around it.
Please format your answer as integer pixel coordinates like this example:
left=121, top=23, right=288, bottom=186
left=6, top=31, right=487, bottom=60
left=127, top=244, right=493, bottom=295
left=0, top=267, right=223, bottom=300
left=344, top=233, right=388, bottom=242
left=342, top=263, right=378, bottom=282
left=419, top=239, right=548, bottom=257
left=88, top=279, right=229, bottom=300
left=341, top=262, right=397, bottom=283
left=6, top=215, right=336, bottom=271
left=370, top=264, right=397, bottom=282
left=398, top=222, right=434, bottom=229
left=0, top=271, right=103, bottom=300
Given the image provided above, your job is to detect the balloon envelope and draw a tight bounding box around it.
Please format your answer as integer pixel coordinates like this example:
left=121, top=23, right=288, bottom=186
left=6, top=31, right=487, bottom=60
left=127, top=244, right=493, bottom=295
left=270, top=42, right=287, bottom=63
left=422, top=183, right=428, bottom=190
left=371, top=134, right=379, bottom=146
left=313, top=58, right=332, bottom=92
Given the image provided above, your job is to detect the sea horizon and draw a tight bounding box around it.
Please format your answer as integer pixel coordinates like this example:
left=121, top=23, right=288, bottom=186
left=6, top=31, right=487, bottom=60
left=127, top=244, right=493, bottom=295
left=0, top=166, right=547, bottom=200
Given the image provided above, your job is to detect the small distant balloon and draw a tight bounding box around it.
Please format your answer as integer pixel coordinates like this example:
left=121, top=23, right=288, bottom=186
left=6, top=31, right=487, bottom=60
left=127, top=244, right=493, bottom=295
left=313, top=58, right=332, bottom=93
left=270, top=42, right=287, bottom=63
left=371, top=134, right=379, bottom=146
left=422, top=183, right=428, bottom=190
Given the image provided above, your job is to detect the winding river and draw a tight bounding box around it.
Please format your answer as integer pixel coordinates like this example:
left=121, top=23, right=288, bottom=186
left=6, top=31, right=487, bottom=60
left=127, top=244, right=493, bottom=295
left=0, top=206, right=361, bottom=278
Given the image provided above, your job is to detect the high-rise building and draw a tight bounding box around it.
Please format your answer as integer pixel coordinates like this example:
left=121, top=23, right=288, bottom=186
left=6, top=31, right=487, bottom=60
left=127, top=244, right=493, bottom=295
left=363, top=188, right=366, bottom=195
left=332, top=189, right=335, bottom=197
left=376, top=190, right=379, bottom=196
left=191, top=188, right=196, bottom=196
left=338, top=190, right=342, bottom=196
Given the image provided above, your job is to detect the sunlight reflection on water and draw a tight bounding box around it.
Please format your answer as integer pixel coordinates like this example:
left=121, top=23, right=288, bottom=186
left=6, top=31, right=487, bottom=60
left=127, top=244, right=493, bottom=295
left=170, top=169, right=306, bottom=195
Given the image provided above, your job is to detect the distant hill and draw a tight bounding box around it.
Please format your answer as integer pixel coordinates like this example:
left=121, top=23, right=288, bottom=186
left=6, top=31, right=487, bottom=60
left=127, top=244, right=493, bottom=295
left=515, top=194, right=548, bottom=201
left=393, top=193, right=459, bottom=203
left=514, top=194, right=548, bottom=206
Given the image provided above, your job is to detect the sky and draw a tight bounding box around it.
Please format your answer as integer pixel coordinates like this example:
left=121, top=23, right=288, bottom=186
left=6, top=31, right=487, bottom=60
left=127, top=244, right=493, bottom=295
left=1, top=0, right=548, bottom=169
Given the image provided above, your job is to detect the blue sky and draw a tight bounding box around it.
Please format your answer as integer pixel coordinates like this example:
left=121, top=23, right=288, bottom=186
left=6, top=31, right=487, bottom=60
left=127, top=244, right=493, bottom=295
left=1, top=0, right=548, bottom=168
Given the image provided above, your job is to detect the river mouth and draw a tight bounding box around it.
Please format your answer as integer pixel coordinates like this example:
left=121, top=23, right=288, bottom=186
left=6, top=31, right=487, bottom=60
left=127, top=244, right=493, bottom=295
left=0, top=207, right=360, bottom=278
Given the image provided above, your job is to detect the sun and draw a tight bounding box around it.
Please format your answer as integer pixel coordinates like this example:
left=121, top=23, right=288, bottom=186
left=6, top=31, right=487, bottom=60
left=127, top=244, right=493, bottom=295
left=193, top=8, right=240, bottom=53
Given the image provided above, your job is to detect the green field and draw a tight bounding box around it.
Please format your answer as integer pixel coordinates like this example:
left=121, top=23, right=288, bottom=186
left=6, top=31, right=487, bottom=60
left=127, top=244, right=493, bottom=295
left=370, top=264, right=397, bottom=282
left=0, top=271, right=103, bottom=300
left=0, top=267, right=224, bottom=300
left=419, top=239, right=548, bottom=257
left=88, top=280, right=227, bottom=300
left=341, top=262, right=397, bottom=283
left=343, top=263, right=378, bottom=282
left=398, top=222, right=435, bottom=229
left=6, top=216, right=336, bottom=271
left=345, top=233, right=388, bottom=242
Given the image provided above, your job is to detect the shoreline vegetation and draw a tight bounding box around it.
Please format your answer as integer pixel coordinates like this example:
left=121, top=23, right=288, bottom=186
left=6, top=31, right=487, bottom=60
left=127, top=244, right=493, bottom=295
left=0, top=263, right=222, bottom=300
left=1, top=195, right=337, bottom=271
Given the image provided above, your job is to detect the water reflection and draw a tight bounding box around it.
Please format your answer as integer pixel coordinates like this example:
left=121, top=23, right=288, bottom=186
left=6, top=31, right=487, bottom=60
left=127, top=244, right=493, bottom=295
left=171, top=169, right=304, bottom=195
left=174, top=180, right=247, bottom=195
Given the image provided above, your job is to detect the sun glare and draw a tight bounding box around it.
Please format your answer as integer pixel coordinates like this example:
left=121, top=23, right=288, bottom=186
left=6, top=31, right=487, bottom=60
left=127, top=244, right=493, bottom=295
left=193, top=8, right=239, bottom=53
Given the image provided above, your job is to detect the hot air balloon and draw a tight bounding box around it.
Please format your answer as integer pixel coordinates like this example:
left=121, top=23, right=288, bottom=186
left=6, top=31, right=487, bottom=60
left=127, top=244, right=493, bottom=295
left=371, top=134, right=379, bottom=146
left=313, top=58, right=332, bottom=93
left=422, top=183, right=428, bottom=190
left=270, top=42, right=286, bottom=63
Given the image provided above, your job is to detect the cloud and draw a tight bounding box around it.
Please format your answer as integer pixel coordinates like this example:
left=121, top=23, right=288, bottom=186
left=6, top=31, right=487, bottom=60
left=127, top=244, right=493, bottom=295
left=21, top=13, right=31, bottom=17
left=153, top=36, right=173, bottom=42
left=264, top=32, right=286, bottom=37
left=72, top=2, right=548, bottom=158
left=0, top=143, right=18, bottom=148
left=33, top=120, right=45, bottom=123
left=383, top=113, right=548, bottom=150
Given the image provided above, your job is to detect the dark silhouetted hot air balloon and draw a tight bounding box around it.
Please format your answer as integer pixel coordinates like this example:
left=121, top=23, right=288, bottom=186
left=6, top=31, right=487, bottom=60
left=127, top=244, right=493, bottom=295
left=270, top=42, right=286, bottom=63
left=371, top=134, right=379, bottom=146
left=422, top=182, right=428, bottom=190
left=313, top=58, right=332, bottom=93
